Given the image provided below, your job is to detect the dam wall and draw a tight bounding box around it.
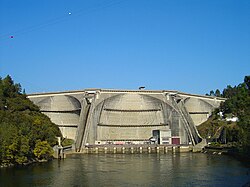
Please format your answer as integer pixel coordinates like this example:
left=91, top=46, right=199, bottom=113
left=28, top=89, right=225, bottom=151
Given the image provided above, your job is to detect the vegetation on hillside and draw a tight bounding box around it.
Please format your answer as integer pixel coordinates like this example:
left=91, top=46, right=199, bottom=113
left=0, top=75, right=61, bottom=167
left=199, top=76, right=250, bottom=154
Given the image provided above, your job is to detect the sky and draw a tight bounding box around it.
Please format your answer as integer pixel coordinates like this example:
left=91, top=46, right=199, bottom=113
left=0, top=0, right=249, bottom=95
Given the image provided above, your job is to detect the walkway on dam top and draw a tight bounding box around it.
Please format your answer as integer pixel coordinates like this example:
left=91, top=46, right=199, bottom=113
left=27, top=88, right=226, bottom=101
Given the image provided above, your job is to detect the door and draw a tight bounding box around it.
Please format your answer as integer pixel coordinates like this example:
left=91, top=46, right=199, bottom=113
left=172, top=137, right=180, bottom=145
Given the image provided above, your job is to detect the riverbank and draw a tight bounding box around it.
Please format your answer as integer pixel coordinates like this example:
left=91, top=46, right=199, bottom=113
left=0, top=158, right=52, bottom=168
left=203, top=145, right=250, bottom=165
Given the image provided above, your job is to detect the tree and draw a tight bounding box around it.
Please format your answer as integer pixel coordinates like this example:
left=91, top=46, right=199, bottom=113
left=0, top=75, right=61, bottom=166
left=202, top=75, right=250, bottom=156
left=33, top=141, right=53, bottom=160
left=215, top=89, right=221, bottom=97
left=209, top=90, right=215, bottom=96
left=244, top=75, right=250, bottom=91
left=220, top=76, right=250, bottom=153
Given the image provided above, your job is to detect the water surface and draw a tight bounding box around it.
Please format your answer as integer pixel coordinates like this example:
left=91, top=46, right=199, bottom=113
left=0, top=153, right=249, bottom=187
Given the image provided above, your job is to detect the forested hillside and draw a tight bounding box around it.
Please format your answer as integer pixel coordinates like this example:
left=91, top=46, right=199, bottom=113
left=0, top=75, right=61, bottom=167
left=199, top=76, right=250, bottom=155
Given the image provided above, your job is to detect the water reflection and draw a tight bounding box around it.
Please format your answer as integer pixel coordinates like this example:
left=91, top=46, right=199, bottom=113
left=0, top=153, right=249, bottom=187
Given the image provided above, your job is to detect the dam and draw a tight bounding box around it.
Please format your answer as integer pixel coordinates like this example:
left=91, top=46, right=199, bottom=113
left=28, top=89, right=225, bottom=152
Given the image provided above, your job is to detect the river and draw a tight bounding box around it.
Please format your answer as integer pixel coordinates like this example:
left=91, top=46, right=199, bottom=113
left=0, top=153, right=250, bottom=187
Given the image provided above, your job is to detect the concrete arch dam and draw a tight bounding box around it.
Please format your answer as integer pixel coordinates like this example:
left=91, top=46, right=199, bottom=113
left=28, top=89, right=225, bottom=152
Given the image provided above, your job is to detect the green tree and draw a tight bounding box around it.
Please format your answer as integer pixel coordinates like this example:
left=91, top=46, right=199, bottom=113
left=33, top=140, right=54, bottom=160
left=202, top=75, right=250, bottom=156
left=244, top=75, right=250, bottom=91
left=215, top=89, right=221, bottom=97
left=0, top=75, right=61, bottom=166
left=209, top=90, right=215, bottom=96
left=219, top=76, right=249, bottom=153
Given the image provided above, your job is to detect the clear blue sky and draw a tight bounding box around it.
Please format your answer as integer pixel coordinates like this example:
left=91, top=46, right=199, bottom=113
left=0, top=0, right=249, bottom=94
